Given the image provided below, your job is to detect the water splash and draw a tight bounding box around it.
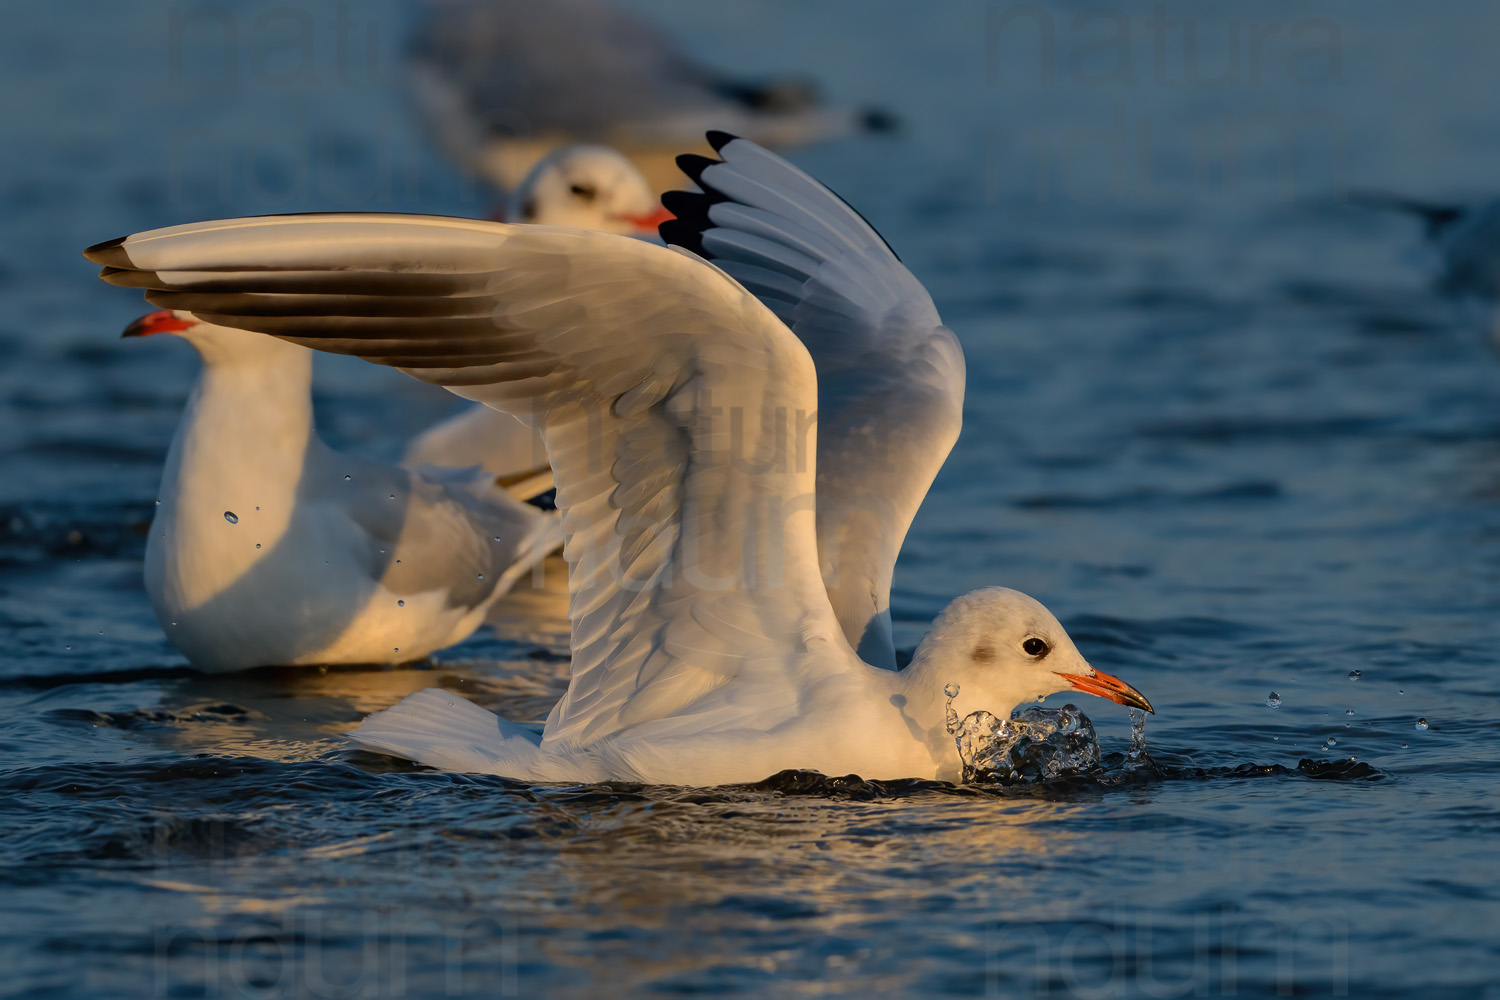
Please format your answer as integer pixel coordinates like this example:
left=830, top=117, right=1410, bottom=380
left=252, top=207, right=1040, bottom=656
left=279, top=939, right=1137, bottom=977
left=1124, top=707, right=1151, bottom=771
left=948, top=694, right=1101, bottom=785
left=943, top=683, right=960, bottom=735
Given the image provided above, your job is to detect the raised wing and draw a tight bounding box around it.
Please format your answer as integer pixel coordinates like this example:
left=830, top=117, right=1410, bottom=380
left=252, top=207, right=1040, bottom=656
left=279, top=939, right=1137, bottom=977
left=660, top=133, right=965, bottom=669
left=86, top=214, right=855, bottom=745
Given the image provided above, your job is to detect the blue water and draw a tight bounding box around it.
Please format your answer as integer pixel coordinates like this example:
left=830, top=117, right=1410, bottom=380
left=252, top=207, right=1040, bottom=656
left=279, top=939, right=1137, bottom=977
left=4, top=2, right=1500, bottom=996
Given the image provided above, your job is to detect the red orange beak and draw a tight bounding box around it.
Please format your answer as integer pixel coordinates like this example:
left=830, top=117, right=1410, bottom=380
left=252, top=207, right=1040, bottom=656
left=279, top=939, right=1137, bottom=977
left=122, top=310, right=195, bottom=338
left=617, top=204, right=676, bottom=232
left=1055, top=667, right=1154, bottom=714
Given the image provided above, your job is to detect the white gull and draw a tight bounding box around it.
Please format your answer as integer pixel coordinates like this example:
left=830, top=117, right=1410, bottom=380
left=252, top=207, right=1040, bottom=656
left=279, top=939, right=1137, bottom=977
left=85, top=133, right=1150, bottom=783
left=121, top=310, right=559, bottom=672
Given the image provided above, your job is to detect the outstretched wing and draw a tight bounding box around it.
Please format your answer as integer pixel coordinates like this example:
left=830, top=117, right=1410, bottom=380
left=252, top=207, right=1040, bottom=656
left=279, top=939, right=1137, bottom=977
left=660, top=133, right=965, bottom=669
left=86, top=214, right=857, bottom=745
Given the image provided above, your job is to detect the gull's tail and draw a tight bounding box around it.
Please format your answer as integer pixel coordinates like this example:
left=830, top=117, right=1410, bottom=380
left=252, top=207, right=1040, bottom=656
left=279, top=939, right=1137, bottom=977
left=348, top=689, right=544, bottom=774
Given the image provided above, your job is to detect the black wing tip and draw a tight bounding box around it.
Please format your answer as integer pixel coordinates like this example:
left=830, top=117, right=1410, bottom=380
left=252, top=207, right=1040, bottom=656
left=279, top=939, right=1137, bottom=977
left=674, top=152, right=722, bottom=185
left=83, top=235, right=126, bottom=260
left=705, top=130, right=741, bottom=153
left=658, top=188, right=726, bottom=255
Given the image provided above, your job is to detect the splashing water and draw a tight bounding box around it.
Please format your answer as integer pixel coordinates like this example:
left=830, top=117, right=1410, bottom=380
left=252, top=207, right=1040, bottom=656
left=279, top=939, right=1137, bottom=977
left=1124, top=707, right=1151, bottom=771
left=943, top=685, right=1101, bottom=783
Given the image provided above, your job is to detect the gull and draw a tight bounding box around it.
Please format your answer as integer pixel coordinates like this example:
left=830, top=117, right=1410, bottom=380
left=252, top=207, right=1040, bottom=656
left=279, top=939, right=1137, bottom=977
left=1354, top=192, right=1500, bottom=302
left=85, top=133, right=1151, bottom=784
left=407, top=0, right=896, bottom=194
left=120, top=310, right=559, bottom=671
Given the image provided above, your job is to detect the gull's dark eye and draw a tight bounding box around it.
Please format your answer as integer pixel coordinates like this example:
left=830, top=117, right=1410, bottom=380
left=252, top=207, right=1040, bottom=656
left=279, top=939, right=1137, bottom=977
left=1022, top=637, right=1049, bottom=657
left=569, top=183, right=598, bottom=202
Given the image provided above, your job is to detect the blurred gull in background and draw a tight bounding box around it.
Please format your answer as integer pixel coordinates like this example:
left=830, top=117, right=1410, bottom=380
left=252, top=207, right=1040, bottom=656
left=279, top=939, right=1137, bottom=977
left=406, top=0, right=896, bottom=195
left=1355, top=190, right=1500, bottom=342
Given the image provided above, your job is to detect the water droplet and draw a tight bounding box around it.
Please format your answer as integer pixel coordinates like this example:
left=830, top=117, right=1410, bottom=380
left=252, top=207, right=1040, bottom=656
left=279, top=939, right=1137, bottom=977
left=1325, top=737, right=1337, bottom=747
left=477, top=573, right=484, bottom=580
left=255, top=506, right=260, bottom=511
left=393, top=647, right=400, bottom=654
left=1266, top=692, right=1282, bottom=708
left=388, top=494, right=395, bottom=500
left=1344, top=708, right=1354, bottom=715
left=1415, top=718, right=1429, bottom=730
left=395, top=559, right=402, bottom=565
left=254, top=543, right=261, bottom=549
left=64, top=645, right=71, bottom=650
left=154, top=500, right=161, bottom=506
left=1347, top=670, right=1361, bottom=681
left=1272, top=735, right=1279, bottom=741
left=223, top=511, right=238, bottom=524
left=943, top=683, right=960, bottom=734
left=493, top=536, right=501, bottom=542
left=343, top=474, right=351, bottom=481
left=1398, top=689, right=1405, bottom=695
left=397, top=600, right=405, bottom=607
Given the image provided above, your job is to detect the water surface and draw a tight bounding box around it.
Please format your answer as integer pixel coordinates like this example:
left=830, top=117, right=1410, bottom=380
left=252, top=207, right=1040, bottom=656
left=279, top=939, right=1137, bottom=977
left=3, top=2, right=1499, bottom=996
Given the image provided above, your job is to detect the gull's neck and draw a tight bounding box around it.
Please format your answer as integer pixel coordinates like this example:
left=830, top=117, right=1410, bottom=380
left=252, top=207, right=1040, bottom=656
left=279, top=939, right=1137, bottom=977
left=149, top=343, right=319, bottom=606
left=880, top=649, right=964, bottom=781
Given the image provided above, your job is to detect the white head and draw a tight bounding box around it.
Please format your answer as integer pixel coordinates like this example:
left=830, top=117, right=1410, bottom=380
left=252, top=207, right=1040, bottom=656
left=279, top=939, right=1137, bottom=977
left=122, top=309, right=312, bottom=371
left=505, top=145, right=671, bottom=235
left=906, top=587, right=1152, bottom=723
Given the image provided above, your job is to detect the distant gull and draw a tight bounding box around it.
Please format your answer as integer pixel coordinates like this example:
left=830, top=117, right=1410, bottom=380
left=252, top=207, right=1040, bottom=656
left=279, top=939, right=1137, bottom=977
left=85, top=133, right=1149, bottom=784
left=1354, top=191, right=1500, bottom=322
left=407, top=0, right=896, bottom=193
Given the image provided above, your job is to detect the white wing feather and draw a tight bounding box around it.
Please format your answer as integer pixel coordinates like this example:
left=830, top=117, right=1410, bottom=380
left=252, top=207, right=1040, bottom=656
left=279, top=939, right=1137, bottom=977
left=661, top=135, right=965, bottom=669
left=88, top=215, right=859, bottom=747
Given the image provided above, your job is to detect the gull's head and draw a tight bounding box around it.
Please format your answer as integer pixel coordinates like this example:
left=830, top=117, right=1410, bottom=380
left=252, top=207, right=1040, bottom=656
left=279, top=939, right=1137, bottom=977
left=121, top=309, right=308, bottom=368
left=910, top=587, right=1153, bottom=720
left=505, top=145, right=672, bottom=235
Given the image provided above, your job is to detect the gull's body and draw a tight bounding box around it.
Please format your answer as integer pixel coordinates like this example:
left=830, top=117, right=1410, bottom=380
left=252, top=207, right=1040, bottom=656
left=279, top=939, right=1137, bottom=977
left=88, top=134, right=1150, bottom=783
left=128, top=313, right=558, bottom=671
left=406, top=0, right=894, bottom=193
